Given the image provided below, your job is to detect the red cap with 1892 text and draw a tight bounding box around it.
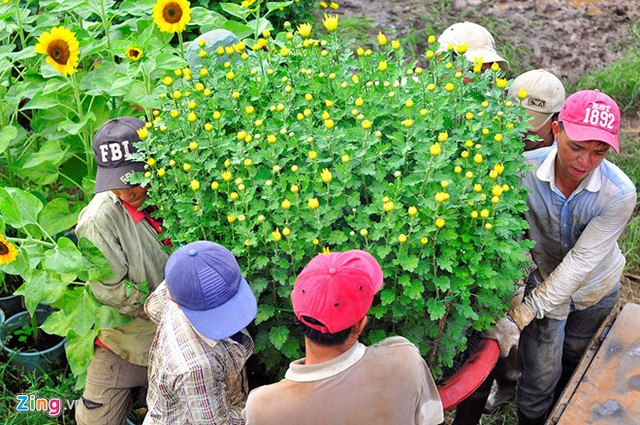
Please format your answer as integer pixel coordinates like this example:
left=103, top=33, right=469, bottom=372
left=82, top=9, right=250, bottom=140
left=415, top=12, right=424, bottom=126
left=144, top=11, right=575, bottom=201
left=558, top=90, right=621, bottom=153
left=292, top=250, right=383, bottom=334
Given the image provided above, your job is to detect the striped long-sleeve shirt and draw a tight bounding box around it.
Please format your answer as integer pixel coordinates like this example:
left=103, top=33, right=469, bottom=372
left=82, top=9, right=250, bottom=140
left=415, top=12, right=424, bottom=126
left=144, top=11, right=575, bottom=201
left=144, top=282, right=254, bottom=424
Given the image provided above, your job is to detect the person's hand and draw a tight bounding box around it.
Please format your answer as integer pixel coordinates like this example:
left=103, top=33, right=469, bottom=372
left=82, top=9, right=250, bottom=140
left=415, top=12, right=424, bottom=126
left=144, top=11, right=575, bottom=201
left=482, top=316, right=520, bottom=358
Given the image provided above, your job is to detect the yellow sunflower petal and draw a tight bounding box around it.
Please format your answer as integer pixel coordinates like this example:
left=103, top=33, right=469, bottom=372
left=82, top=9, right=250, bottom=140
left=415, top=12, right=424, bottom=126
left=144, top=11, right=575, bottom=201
left=152, top=0, right=192, bottom=34
left=0, top=235, right=18, bottom=265
left=34, top=26, right=80, bottom=76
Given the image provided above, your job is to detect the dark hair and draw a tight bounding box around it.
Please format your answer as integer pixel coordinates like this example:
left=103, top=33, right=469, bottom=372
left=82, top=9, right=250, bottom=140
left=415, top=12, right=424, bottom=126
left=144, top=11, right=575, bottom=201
left=297, top=316, right=354, bottom=346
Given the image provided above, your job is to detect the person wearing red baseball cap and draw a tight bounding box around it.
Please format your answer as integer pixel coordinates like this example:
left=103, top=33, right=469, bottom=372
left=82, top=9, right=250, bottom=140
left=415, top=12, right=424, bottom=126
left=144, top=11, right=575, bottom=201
left=243, top=250, right=444, bottom=425
left=494, top=90, right=636, bottom=425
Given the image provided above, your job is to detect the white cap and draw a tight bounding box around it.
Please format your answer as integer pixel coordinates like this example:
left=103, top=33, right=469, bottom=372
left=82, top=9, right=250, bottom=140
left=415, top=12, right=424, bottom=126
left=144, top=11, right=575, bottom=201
left=508, top=69, right=566, bottom=131
left=436, top=21, right=509, bottom=71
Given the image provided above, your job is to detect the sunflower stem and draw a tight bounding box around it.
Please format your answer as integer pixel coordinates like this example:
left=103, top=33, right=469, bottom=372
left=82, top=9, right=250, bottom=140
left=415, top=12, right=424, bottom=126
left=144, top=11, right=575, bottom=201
left=98, top=0, right=112, bottom=52
left=71, top=74, right=94, bottom=178
left=7, top=237, right=55, bottom=248
left=13, top=1, right=27, bottom=50
left=178, top=32, right=184, bottom=58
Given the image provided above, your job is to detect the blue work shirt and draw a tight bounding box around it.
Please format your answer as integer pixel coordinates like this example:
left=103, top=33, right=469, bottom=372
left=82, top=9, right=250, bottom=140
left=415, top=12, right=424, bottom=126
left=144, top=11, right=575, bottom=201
left=510, top=146, right=636, bottom=326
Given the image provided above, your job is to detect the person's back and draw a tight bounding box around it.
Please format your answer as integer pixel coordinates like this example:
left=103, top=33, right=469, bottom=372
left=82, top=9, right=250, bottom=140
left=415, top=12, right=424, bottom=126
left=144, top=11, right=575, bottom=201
left=244, top=250, right=443, bottom=425
left=246, top=336, right=440, bottom=425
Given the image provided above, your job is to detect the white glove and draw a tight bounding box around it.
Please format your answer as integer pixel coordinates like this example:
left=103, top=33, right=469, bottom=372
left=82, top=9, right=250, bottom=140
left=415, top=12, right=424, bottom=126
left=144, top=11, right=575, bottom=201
left=482, top=316, right=520, bottom=358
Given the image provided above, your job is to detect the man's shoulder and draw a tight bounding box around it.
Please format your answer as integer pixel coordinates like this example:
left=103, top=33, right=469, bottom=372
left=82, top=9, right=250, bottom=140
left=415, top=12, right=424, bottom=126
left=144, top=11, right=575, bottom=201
left=523, top=146, right=553, bottom=166
left=599, top=159, right=636, bottom=196
left=77, top=192, right=121, bottom=227
left=370, top=335, right=420, bottom=353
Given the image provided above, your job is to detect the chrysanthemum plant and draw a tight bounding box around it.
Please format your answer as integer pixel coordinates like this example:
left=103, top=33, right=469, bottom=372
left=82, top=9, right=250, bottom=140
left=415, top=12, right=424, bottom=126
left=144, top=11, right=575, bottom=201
left=132, top=20, right=533, bottom=377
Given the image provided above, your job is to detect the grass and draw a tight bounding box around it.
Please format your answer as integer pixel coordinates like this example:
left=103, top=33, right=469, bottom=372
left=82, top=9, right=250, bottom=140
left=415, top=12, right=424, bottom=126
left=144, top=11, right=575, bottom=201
left=0, top=361, right=79, bottom=424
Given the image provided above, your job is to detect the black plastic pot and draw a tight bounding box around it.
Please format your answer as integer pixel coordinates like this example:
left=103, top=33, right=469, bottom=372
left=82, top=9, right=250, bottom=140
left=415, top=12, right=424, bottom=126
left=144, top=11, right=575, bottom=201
left=0, top=293, right=24, bottom=319
left=0, top=308, right=67, bottom=376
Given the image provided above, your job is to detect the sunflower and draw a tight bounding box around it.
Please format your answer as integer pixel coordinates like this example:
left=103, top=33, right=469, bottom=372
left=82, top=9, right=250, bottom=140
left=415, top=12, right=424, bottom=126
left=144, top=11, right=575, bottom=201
left=152, top=0, right=192, bottom=34
left=34, top=26, right=80, bottom=76
left=0, top=235, right=18, bottom=265
left=126, top=46, right=143, bottom=61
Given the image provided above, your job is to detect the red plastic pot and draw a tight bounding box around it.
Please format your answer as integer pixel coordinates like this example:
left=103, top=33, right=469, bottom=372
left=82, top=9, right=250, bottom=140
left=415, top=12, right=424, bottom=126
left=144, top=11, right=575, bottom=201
left=437, top=339, right=500, bottom=410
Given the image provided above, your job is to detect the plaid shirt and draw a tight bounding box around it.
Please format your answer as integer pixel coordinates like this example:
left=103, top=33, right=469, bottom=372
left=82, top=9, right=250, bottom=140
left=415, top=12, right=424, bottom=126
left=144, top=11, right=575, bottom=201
left=144, top=283, right=254, bottom=424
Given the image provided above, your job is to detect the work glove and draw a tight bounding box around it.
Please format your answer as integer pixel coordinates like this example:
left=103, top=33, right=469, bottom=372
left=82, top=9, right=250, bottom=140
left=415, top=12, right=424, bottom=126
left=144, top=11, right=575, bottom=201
left=482, top=285, right=525, bottom=357
left=482, top=316, right=520, bottom=358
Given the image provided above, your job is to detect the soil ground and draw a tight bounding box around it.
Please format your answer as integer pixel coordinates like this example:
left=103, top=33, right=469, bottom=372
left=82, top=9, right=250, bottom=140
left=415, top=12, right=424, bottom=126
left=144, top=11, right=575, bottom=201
left=336, top=0, right=640, bottom=82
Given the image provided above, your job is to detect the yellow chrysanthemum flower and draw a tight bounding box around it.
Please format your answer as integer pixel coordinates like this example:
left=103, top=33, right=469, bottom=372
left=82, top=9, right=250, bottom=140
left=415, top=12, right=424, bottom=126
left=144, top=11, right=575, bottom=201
left=0, top=235, right=18, bottom=265
left=34, top=26, right=80, bottom=76
left=321, top=168, right=332, bottom=183
left=125, top=46, right=143, bottom=61
left=297, top=23, right=312, bottom=37
left=322, top=14, right=339, bottom=32
left=377, top=32, right=387, bottom=46
left=152, top=0, right=192, bottom=34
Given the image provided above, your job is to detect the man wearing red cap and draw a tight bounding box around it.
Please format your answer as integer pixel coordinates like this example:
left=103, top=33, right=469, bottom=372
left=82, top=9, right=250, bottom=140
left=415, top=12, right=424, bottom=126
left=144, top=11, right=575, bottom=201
left=497, top=90, right=636, bottom=425
left=243, top=250, right=444, bottom=425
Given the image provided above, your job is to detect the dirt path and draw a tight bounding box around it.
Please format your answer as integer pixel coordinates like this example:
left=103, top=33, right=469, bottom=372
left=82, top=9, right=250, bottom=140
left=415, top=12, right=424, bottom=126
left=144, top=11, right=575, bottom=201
left=336, top=0, right=639, bottom=83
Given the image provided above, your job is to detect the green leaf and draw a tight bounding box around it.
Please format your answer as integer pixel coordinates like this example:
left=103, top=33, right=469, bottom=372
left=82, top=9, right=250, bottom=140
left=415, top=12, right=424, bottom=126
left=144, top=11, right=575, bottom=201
left=57, top=112, right=96, bottom=136
left=95, top=305, right=132, bottom=329
left=22, top=140, right=68, bottom=168
left=255, top=304, right=276, bottom=325
left=25, top=92, right=62, bottom=110
left=0, top=187, right=21, bottom=228
left=155, top=52, right=188, bottom=71
left=77, top=237, right=115, bottom=281
left=269, top=325, right=289, bottom=350
left=404, top=280, right=425, bottom=300
left=266, top=1, right=293, bottom=14
left=426, top=298, right=446, bottom=320
left=14, top=270, right=68, bottom=315
left=380, top=289, right=395, bottom=306
left=219, top=2, right=251, bottom=20
left=190, top=7, right=226, bottom=33
left=223, top=21, right=254, bottom=40
left=38, top=198, right=78, bottom=237
left=21, top=161, right=60, bottom=186
left=250, top=277, right=269, bottom=296
left=58, top=286, right=101, bottom=337
left=41, top=310, right=70, bottom=336
left=0, top=125, right=17, bottom=154
left=42, top=237, right=85, bottom=278
left=399, top=252, right=419, bottom=272
left=66, top=328, right=99, bottom=379
left=5, top=188, right=43, bottom=227
left=254, top=255, right=269, bottom=270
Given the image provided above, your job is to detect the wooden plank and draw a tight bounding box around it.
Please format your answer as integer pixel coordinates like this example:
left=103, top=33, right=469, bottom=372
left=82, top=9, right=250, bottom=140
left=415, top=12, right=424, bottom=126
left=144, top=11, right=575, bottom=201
left=555, top=303, right=640, bottom=424
left=547, top=306, right=619, bottom=423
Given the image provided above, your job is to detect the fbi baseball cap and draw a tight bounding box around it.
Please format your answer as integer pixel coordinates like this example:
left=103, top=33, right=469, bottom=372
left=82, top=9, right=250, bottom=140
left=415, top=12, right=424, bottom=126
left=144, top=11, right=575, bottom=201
left=558, top=90, right=621, bottom=153
left=437, top=21, right=509, bottom=71
left=292, top=250, right=383, bottom=334
left=509, top=69, right=565, bottom=132
left=92, top=116, right=146, bottom=193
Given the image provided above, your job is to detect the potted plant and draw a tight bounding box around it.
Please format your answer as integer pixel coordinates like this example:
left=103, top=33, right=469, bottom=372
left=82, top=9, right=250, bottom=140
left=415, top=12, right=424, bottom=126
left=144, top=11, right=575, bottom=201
left=0, top=307, right=66, bottom=376
left=0, top=187, right=131, bottom=387
left=0, top=271, right=24, bottom=319
left=131, top=10, right=533, bottom=379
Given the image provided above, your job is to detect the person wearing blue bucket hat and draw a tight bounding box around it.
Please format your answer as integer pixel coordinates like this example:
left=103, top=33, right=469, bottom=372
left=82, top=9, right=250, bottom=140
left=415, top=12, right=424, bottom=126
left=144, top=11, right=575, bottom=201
left=144, top=241, right=257, bottom=424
